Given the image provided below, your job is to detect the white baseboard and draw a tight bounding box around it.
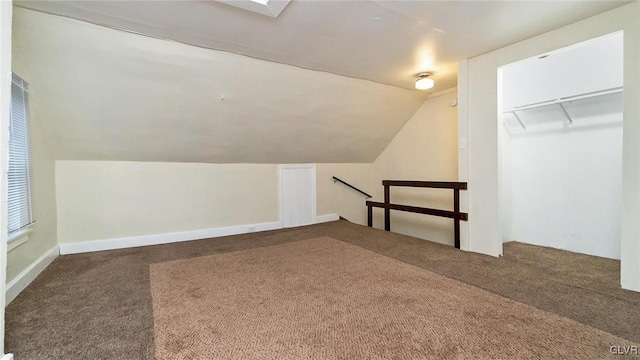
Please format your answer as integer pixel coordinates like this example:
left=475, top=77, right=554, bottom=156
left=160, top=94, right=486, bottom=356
left=1, top=353, right=14, bottom=360
left=58, top=215, right=341, bottom=256
left=58, top=221, right=283, bottom=255
left=315, top=214, right=340, bottom=223
left=6, top=245, right=59, bottom=305
left=4, top=216, right=342, bottom=302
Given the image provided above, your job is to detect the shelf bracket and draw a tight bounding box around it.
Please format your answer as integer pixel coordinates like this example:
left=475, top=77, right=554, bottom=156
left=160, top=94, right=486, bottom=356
left=558, top=103, right=573, bottom=124
left=512, top=111, right=526, bottom=130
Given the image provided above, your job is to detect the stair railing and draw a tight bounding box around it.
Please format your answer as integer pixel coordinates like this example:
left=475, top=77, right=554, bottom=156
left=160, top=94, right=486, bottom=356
left=366, top=180, right=468, bottom=249
left=332, top=176, right=372, bottom=198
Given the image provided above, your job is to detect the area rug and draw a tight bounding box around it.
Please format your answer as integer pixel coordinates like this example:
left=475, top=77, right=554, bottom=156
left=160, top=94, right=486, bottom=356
left=150, top=237, right=633, bottom=359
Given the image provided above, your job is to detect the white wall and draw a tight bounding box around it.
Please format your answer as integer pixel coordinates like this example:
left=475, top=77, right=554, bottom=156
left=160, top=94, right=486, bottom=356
left=509, top=125, right=622, bottom=259
left=0, top=0, right=12, bottom=355
left=9, top=34, right=61, bottom=283
left=501, top=34, right=623, bottom=260
left=458, top=1, right=640, bottom=291
left=55, top=161, right=375, bottom=246
left=372, top=90, right=459, bottom=245
left=55, top=161, right=280, bottom=244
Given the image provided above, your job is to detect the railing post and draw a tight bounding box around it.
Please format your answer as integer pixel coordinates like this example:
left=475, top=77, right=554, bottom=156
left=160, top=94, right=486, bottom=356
left=369, top=180, right=467, bottom=249
left=454, top=189, right=460, bottom=249
left=384, top=183, right=390, bottom=231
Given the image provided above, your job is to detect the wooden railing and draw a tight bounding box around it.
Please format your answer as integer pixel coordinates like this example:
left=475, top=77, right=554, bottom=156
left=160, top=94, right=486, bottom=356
left=366, top=180, right=468, bottom=249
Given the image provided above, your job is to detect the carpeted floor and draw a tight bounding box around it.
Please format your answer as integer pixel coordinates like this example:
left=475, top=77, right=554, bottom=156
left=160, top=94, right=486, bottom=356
left=5, top=220, right=640, bottom=359
left=151, top=237, right=633, bottom=359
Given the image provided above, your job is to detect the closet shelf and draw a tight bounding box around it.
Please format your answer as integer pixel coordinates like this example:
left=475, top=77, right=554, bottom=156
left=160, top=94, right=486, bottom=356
left=504, top=86, right=623, bottom=130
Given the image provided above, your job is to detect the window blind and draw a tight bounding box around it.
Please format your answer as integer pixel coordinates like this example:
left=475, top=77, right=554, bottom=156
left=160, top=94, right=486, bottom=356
left=8, top=73, right=33, bottom=237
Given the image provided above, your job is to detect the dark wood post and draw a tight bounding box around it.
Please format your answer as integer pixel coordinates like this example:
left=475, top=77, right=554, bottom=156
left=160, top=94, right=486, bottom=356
left=384, top=183, right=390, bottom=231
left=454, top=189, right=460, bottom=249
left=368, top=180, right=467, bottom=249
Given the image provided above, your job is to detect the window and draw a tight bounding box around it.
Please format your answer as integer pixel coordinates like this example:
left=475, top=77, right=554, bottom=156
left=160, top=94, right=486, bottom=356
left=8, top=73, right=33, bottom=241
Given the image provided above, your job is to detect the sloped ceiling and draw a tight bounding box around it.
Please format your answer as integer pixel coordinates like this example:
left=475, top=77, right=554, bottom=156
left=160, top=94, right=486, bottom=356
left=13, top=8, right=427, bottom=163
left=12, top=1, right=629, bottom=164
left=16, top=0, right=630, bottom=92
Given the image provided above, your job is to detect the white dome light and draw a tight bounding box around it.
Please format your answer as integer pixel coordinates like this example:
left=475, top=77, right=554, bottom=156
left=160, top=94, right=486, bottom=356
left=415, top=73, right=434, bottom=90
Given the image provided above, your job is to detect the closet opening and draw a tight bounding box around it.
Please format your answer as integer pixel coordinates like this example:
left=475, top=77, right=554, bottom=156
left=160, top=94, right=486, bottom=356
left=497, top=32, right=624, bottom=260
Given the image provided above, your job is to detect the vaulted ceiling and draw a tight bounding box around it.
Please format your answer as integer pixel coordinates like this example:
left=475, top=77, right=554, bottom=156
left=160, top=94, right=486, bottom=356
left=16, top=0, right=630, bottom=92
left=13, top=8, right=426, bottom=163
left=12, top=1, right=630, bottom=163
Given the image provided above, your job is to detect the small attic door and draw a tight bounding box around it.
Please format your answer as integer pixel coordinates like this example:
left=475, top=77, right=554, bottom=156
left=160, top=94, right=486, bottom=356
left=280, top=164, right=316, bottom=228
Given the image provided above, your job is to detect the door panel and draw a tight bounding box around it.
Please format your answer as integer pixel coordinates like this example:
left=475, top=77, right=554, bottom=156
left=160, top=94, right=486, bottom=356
left=281, top=165, right=315, bottom=228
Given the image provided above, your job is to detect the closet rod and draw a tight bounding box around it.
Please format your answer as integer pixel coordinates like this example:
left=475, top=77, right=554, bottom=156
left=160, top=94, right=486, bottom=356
left=506, top=86, right=623, bottom=113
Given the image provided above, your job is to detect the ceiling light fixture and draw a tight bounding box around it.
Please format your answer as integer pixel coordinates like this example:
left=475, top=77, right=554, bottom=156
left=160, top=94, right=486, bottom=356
left=216, top=0, right=290, bottom=18
left=415, top=72, right=434, bottom=90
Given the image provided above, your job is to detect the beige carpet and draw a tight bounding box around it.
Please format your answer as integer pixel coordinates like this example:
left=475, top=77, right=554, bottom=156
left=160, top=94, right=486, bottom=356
left=150, top=237, right=633, bottom=359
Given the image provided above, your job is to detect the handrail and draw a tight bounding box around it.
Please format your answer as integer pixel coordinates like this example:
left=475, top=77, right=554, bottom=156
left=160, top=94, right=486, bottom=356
left=367, top=180, right=468, bottom=249
left=332, top=176, right=372, bottom=198
left=367, top=201, right=468, bottom=221
left=382, top=180, right=467, bottom=190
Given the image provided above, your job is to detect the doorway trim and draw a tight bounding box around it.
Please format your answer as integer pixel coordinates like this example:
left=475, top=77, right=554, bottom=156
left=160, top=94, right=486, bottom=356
left=456, top=12, right=640, bottom=291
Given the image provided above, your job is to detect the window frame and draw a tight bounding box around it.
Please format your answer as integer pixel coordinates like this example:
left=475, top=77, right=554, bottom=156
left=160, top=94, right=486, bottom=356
left=7, top=73, right=34, bottom=245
